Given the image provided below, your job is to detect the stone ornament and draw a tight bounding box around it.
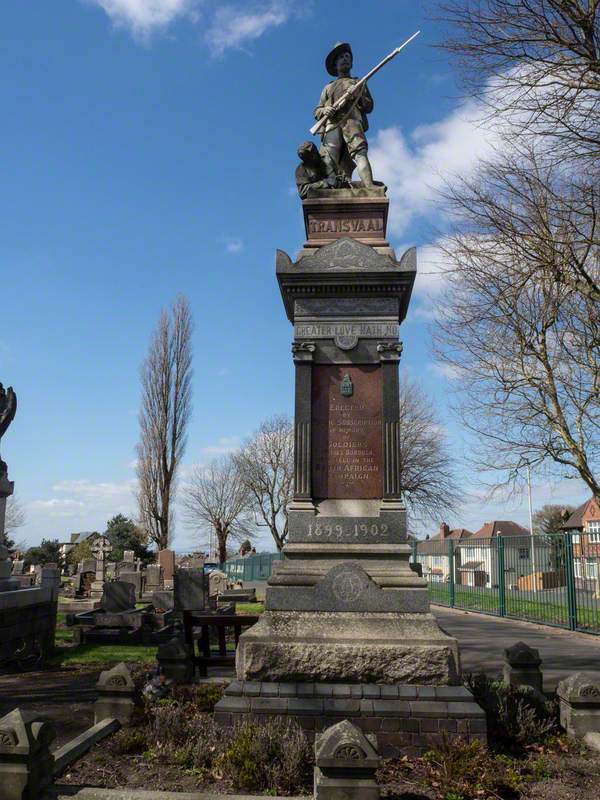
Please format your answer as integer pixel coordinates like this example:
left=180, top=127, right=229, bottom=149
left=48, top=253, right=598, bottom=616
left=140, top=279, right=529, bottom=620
left=558, top=672, right=600, bottom=703
left=97, top=662, right=135, bottom=693
left=557, top=671, right=600, bottom=737
left=505, top=641, right=542, bottom=667
left=315, top=719, right=380, bottom=799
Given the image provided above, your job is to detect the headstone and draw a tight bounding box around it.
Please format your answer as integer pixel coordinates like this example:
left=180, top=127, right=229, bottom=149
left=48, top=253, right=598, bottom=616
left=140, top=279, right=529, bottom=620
left=101, top=580, right=136, bottom=613
left=90, top=535, right=112, bottom=599
left=145, top=564, right=162, bottom=591
left=81, top=558, right=96, bottom=574
left=157, top=636, right=194, bottom=684
left=123, top=550, right=135, bottom=563
left=557, top=672, right=600, bottom=736
left=0, top=545, right=19, bottom=592
left=158, top=549, right=175, bottom=588
left=94, top=662, right=136, bottom=725
left=503, top=642, right=543, bottom=694
left=314, top=719, right=380, bottom=800
left=11, top=560, right=24, bottom=576
left=174, top=568, right=207, bottom=611
left=119, top=570, right=142, bottom=599
left=208, top=570, right=228, bottom=597
left=152, top=590, right=174, bottom=612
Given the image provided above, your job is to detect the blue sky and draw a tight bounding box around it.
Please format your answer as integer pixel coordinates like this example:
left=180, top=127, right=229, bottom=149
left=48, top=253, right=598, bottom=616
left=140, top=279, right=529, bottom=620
left=1, top=0, right=590, bottom=551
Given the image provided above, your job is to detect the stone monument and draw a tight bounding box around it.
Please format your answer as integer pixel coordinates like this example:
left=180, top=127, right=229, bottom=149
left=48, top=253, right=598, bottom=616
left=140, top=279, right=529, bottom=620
left=0, top=383, right=17, bottom=550
left=90, top=536, right=112, bottom=600
left=215, top=39, right=485, bottom=751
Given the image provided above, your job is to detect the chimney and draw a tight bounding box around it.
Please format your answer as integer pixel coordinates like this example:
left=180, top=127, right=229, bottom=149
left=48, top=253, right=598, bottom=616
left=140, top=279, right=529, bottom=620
left=439, top=522, right=450, bottom=539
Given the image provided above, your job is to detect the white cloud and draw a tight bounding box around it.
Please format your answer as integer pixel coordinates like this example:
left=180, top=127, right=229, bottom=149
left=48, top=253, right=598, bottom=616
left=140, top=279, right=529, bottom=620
left=370, top=98, right=502, bottom=237
left=205, top=2, right=290, bottom=57
left=52, top=479, right=137, bottom=503
left=222, top=236, right=244, bottom=254
left=85, top=0, right=200, bottom=36
left=201, top=435, right=241, bottom=455
left=29, top=498, right=86, bottom=518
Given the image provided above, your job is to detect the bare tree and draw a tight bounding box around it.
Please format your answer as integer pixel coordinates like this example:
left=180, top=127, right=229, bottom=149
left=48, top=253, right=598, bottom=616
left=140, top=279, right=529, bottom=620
left=4, top=493, right=25, bottom=534
left=235, top=415, right=294, bottom=551
left=182, top=455, right=252, bottom=563
left=435, top=0, right=600, bottom=165
left=433, top=152, right=600, bottom=501
left=398, top=378, right=462, bottom=524
left=136, top=295, right=193, bottom=551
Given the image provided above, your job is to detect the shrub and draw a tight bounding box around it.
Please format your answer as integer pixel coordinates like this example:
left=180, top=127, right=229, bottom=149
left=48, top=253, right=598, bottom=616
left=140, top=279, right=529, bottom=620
left=113, top=729, right=148, bottom=755
left=218, top=716, right=312, bottom=795
left=423, top=736, right=523, bottom=800
left=172, top=682, right=226, bottom=712
left=465, top=673, right=558, bottom=751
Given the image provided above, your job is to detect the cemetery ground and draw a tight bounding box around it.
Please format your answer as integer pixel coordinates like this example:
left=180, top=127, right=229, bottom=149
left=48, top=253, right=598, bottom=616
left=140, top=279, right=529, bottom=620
left=4, top=602, right=600, bottom=798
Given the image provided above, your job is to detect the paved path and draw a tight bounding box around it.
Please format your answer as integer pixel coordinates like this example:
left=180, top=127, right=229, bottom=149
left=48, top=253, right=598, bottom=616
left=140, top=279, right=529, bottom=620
left=434, top=605, right=600, bottom=689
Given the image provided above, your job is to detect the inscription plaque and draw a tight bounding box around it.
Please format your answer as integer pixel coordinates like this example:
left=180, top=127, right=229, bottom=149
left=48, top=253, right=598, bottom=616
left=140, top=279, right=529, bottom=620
left=312, top=365, right=382, bottom=499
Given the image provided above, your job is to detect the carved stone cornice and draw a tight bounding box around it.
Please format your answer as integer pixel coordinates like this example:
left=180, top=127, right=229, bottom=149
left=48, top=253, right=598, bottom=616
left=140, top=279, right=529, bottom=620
left=292, top=341, right=316, bottom=363
left=377, top=341, right=403, bottom=362
left=276, top=238, right=417, bottom=324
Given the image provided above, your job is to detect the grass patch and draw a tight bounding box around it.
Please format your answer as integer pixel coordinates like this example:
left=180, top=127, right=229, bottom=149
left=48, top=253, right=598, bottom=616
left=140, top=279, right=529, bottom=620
left=52, top=643, right=157, bottom=666
left=235, top=602, right=264, bottom=615
left=427, top=583, right=600, bottom=630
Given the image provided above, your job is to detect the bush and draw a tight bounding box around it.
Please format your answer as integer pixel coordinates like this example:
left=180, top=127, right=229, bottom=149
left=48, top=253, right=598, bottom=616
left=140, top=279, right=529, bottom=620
left=465, top=674, right=558, bottom=751
left=218, top=716, right=312, bottom=795
left=113, top=729, right=148, bottom=755
left=423, top=736, right=523, bottom=800
left=172, top=682, right=226, bottom=712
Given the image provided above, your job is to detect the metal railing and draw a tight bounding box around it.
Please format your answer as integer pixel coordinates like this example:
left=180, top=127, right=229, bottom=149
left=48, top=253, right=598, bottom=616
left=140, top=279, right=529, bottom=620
left=222, top=552, right=283, bottom=583
left=413, top=533, right=600, bottom=635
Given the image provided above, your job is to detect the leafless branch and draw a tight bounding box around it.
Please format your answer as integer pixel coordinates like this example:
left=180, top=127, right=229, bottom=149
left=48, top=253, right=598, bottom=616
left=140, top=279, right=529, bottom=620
left=399, top=378, right=463, bottom=524
left=235, top=415, right=294, bottom=551
left=135, top=295, right=193, bottom=550
left=181, top=455, right=253, bottom=563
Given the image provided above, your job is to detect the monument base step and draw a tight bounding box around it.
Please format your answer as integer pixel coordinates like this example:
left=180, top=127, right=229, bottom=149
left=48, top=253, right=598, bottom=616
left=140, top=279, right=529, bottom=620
left=215, top=682, right=487, bottom=756
left=235, top=611, right=461, bottom=685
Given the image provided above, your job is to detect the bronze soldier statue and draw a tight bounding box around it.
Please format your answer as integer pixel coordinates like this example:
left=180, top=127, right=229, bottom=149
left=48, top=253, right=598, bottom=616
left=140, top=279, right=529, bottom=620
left=314, top=42, right=375, bottom=188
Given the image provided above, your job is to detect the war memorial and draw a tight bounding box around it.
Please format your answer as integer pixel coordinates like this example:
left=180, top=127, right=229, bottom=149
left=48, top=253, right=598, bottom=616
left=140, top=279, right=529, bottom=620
left=215, top=39, right=487, bottom=750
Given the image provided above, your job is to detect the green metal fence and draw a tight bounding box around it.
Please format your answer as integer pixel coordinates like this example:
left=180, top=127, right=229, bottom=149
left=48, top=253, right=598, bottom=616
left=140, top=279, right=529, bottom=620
left=222, top=552, right=283, bottom=583
left=413, top=533, right=600, bottom=635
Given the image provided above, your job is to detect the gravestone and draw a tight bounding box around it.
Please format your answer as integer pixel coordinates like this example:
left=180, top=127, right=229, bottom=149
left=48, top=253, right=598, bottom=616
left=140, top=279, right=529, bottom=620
left=174, top=568, right=207, bottom=611
left=158, top=549, right=175, bottom=588
left=90, top=536, right=112, bottom=599
left=119, top=570, right=142, bottom=599
left=11, top=560, right=24, bottom=576
left=145, top=564, right=162, bottom=592
left=101, top=580, right=136, bottom=613
left=0, top=545, right=19, bottom=592
left=208, top=570, right=227, bottom=597
left=123, top=550, right=135, bottom=563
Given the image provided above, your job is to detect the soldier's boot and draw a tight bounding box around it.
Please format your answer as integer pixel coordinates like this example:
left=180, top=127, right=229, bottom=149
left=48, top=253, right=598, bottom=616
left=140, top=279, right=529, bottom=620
left=355, top=151, right=375, bottom=188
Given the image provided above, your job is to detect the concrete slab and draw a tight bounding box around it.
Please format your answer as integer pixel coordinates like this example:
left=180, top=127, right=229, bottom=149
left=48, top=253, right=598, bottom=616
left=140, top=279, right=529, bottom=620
left=433, top=606, right=600, bottom=690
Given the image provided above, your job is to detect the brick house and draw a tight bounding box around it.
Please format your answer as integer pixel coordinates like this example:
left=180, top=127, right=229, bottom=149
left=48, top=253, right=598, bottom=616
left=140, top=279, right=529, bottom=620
left=418, top=523, right=473, bottom=584
left=457, top=521, right=554, bottom=589
left=563, top=497, right=600, bottom=591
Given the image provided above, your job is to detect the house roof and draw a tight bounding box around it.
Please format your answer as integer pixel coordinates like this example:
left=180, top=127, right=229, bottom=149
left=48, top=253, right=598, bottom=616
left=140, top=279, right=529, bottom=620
left=418, top=528, right=473, bottom=554
left=563, top=497, right=600, bottom=530
left=562, top=500, right=589, bottom=530
left=68, top=531, right=99, bottom=546
left=471, top=521, right=530, bottom=539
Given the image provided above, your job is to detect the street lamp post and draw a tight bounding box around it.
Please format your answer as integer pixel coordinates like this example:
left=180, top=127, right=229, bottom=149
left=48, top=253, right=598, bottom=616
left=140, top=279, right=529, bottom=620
left=527, top=464, right=538, bottom=592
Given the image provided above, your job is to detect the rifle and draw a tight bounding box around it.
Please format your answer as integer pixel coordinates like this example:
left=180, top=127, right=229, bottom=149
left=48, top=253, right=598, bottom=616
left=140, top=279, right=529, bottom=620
left=310, top=31, right=421, bottom=136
